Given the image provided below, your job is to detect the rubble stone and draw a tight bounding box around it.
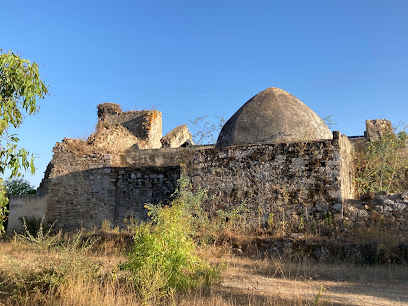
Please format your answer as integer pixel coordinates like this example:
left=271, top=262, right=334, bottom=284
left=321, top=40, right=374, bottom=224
left=161, top=124, right=194, bottom=148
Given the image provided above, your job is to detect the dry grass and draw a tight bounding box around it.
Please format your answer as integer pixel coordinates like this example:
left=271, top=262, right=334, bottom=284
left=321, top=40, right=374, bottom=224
left=1, top=229, right=407, bottom=306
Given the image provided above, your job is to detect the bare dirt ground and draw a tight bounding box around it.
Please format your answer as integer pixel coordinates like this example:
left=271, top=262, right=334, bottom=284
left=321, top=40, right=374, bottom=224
left=214, top=257, right=408, bottom=305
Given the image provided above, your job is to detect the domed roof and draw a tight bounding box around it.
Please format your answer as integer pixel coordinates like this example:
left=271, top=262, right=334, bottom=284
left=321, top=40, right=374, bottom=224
left=215, top=87, right=332, bottom=148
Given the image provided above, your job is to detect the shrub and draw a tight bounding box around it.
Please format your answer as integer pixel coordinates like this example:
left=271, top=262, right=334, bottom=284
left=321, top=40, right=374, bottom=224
left=355, top=131, right=408, bottom=195
left=123, top=179, right=219, bottom=303
left=15, top=217, right=58, bottom=250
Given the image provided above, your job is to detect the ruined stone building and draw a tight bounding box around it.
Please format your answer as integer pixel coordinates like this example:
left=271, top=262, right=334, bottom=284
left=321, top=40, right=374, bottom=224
left=7, top=87, right=392, bottom=233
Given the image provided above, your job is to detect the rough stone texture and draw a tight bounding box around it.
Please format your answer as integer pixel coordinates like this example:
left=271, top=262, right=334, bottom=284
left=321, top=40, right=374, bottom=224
left=216, top=88, right=333, bottom=148
left=366, top=119, right=394, bottom=141
left=44, top=142, right=115, bottom=230
left=9, top=135, right=354, bottom=232
left=344, top=192, right=408, bottom=232
left=34, top=140, right=180, bottom=231
left=339, top=134, right=355, bottom=210
left=86, top=124, right=141, bottom=152
left=184, top=139, right=347, bottom=225
left=97, top=103, right=123, bottom=120
left=115, top=167, right=180, bottom=224
left=161, top=124, right=194, bottom=148
left=97, top=103, right=162, bottom=149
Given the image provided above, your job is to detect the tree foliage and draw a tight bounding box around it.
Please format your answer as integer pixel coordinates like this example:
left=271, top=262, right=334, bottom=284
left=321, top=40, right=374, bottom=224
left=4, top=178, right=35, bottom=195
left=0, top=50, right=48, bottom=234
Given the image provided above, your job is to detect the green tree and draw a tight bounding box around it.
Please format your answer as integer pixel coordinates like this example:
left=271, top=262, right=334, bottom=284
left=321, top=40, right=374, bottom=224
left=4, top=178, right=35, bottom=195
left=0, top=50, right=48, bottom=234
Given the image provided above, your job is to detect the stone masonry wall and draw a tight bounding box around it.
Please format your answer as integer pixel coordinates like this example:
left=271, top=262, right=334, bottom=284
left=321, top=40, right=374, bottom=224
left=115, top=166, right=180, bottom=225
left=345, top=192, right=408, bottom=233
left=44, top=142, right=116, bottom=230
left=39, top=141, right=180, bottom=231
left=183, top=139, right=348, bottom=225
left=9, top=137, right=354, bottom=232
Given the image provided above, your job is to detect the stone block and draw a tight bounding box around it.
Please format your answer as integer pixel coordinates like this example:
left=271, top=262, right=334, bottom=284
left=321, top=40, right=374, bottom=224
left=365, top=119, right=394, bottom=141
left=161, top=124, right=194, bottom=148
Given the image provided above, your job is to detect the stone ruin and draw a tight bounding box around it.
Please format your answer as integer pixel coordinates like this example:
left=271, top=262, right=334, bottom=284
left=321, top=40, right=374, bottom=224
left=72, top=102, right=193, bottom=153
left=6, top=87, right=407, bottom=234
left=365, top=119, right=394, bottom=141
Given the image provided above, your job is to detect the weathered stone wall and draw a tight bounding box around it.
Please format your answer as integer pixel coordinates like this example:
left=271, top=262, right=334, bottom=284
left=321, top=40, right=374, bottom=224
left=366, top=119, right=394, bottom=141
left=44, top=142, right=115, bottom=230
left=97, top=103, right=162, bottom=149
left=8, top=136, right=356, bottom=232
left=35, top=140, right=180, bottom=231
left=161, top=124, right=194, bottom=148
left=345, top=192, right=408, bottom=233
left=338, top=134, right=355, bottom=209
left=183, top=139, right=347, bottom=225
left=115, top=166, right=180, bottom=224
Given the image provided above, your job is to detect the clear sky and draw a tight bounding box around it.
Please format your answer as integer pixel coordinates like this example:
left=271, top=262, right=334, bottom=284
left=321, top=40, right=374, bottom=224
left=2, top=0, right=408, bottom=187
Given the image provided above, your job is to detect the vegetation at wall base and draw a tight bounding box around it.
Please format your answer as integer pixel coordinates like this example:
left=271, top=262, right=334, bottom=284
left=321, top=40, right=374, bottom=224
left=122, top=179, right=220, bottom=304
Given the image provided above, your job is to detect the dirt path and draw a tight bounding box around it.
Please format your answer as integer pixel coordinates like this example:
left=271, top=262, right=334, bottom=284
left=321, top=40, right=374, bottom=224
left=218, top=259, right=408, bottom=305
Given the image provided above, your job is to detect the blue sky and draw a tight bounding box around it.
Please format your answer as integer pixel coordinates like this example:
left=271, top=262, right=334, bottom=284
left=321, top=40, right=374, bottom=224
left=3, top=0, right=408, bottom=187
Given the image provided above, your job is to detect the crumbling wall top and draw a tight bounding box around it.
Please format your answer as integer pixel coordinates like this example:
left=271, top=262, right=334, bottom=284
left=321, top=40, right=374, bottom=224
left=161, top=124, right=194, bottom=148
left=365, top=119, right=394, bottom=141
left=97, top=103, right=123, bottom=120
left=96, top=104, right=163, bottom=149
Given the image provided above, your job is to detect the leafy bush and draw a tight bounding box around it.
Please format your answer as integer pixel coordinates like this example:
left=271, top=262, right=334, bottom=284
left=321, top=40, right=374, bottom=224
left=123, top=179, right=219, bottom=303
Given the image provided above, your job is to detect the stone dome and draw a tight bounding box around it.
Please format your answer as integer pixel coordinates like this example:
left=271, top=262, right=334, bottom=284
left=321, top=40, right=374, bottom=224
left=215, top=87, right=333, bottom=148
